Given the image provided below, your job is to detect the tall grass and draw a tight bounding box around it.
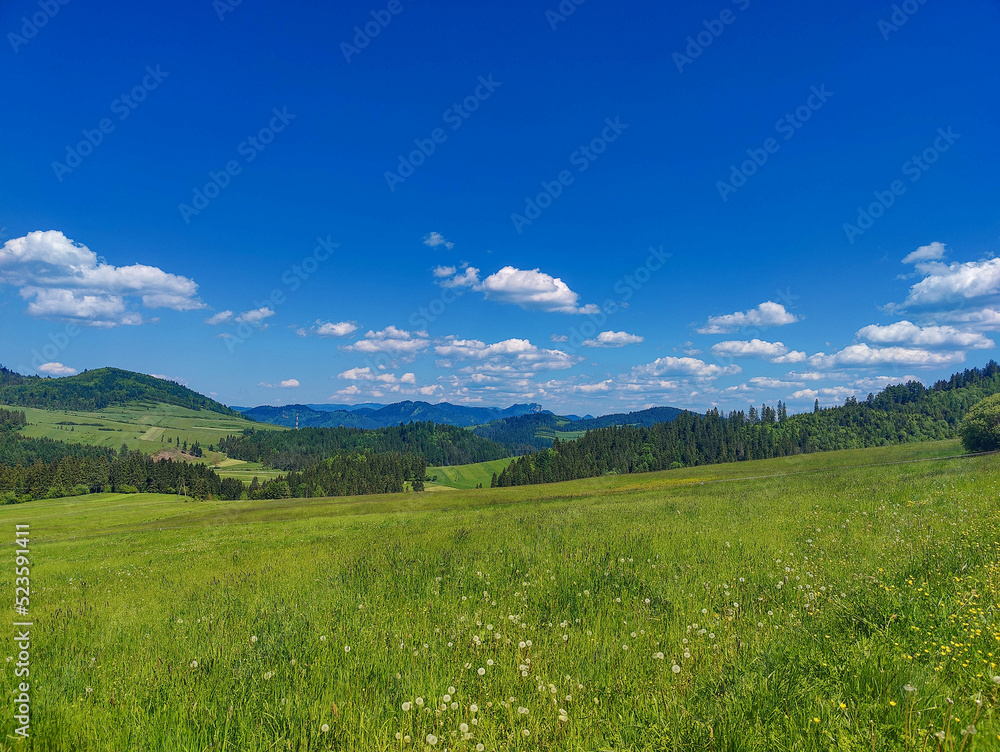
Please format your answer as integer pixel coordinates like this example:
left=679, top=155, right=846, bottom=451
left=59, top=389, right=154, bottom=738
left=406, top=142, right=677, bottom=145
left=1, top=440, right=998, bottom=750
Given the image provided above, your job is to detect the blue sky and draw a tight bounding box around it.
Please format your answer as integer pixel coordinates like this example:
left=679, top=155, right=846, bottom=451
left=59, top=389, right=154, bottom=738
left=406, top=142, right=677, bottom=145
left=2, top=0, right=1000, bottom=414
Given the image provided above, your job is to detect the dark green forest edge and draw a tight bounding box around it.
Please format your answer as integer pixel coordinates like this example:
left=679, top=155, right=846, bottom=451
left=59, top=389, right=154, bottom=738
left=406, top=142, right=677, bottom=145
left=492, top=362, right=1000, bottom=487
left=218, top=422, right=509, bottom=470
left=2, top=362, right=1000, bottom=503
left=0, top=366, right=242, bottom=416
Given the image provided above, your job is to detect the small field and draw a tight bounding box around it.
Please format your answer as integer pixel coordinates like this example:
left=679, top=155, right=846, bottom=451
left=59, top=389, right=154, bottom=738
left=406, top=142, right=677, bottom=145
left=427, top=458, right=515, bottom=489
left=214, top=459, right=287, bottom=482
left=2, top=439, right=999, bottom=750
left=5, top=402, right=281, bottom=459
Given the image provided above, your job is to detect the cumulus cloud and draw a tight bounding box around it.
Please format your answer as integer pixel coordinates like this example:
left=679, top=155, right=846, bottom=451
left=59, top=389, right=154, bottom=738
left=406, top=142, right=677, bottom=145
left=902, top=241, right=947, bottom=265
left=581, top=331, right=644, bottom=348
left=473, top=267, right=599, bottom=314
left=574, top=379, right=613, bottom=393
left=0, top=231, right=204, bottom=326
left=696, top=301, right=798, bottom=335
left=314, top=320, right=358, bottom=337
left=856, top=320, right=993, bottom=349
left=550, top=334, right=569, bottom=343
left=806, top=343, right=966, bottom=369
left=423, top=232, right=454, bottom=249
left=432, top=265, right=457, bottom=278
left=437, top=266, right=480, bottom=288
left=435, top=337, right=580, bottom=371
left=37, top=362, right=77, bottom=376
left=889, top=256, right=1000, bottom=311
left=344, top=326, right=430, bottom=354
left=631, top=356, right=741, bottom=379
left=336, top=385, right=362, bottom=396
left=235, top=307, right=275, bottom=326
left=710, top=339, right=806, bottom=363
left=204, top=310, right=233, bottom=325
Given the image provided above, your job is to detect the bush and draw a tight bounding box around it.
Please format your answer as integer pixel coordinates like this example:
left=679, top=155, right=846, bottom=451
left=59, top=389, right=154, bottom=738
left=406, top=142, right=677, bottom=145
left=117, top=484, right=139, bottom=494
left=960, top=393, right=1000, bottom=451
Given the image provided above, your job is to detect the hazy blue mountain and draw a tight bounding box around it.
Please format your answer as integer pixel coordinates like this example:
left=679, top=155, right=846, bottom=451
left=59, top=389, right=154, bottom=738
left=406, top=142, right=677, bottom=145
left=238, top=401, right=546, bottom=429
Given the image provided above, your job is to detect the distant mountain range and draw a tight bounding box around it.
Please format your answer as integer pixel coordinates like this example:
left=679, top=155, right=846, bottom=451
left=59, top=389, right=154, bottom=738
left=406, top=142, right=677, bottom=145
left=471, top=406, right=688, bottom=452
left=233, top=401, right=549, bottom=430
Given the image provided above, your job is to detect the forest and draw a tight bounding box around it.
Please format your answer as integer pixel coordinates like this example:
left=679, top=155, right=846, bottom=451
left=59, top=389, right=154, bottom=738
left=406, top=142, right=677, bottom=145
left=217, top=421, right=509, bottom=470
left=493, top=362, right=1000, bottom=487
left=248, top=452, right=428, bottom=499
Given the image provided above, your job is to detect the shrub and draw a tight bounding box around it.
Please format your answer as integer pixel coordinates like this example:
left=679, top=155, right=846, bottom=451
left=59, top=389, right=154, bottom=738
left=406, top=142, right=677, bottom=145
left=959, top=393, right=1000, bottom=451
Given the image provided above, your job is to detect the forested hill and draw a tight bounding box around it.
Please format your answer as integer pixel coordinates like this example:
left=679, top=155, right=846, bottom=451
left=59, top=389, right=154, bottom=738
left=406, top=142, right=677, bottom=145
left=493, top=362, right=1000, bottom=488
left=218, top=421, right=510, bottom=470
left=238, top=401, right=544, bottom=429
left=472, top=405, right=687, bottom=453
left=0, top=367, right=241, bottom=416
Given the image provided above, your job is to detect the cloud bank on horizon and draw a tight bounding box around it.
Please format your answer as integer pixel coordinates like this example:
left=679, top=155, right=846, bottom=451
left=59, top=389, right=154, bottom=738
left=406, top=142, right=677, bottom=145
left=6, top=229, right=997, bottom=414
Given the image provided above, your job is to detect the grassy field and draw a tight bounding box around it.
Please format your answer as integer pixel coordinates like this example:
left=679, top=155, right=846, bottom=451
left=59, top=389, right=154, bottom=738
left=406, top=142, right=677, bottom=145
left=2, top=439, right=999, bottom=750
left=6, top=402, right=281, bottom=460
left=428, top=458, right=515, bottom=489
left=214, top=460, right=287, bottom=482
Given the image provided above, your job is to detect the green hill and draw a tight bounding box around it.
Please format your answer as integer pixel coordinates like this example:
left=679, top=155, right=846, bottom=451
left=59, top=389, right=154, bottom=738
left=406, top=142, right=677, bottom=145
left=0, top=366, right=242, bottom=416
left=496, top=361, right=1000, bottom=487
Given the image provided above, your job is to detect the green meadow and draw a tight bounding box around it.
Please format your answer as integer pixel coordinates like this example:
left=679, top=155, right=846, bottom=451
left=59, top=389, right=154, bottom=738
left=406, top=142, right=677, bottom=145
left=6, top=402, right=278, bottom=460
left=428, top=459, right=516, bottom=490
left=2, top=439, right=999, bottom=750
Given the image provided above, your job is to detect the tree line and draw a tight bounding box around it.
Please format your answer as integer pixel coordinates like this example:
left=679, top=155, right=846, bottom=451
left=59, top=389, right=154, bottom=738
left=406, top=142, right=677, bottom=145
left=493, top=362, right=1000, bottom=488
left=218, top=421, right=509, bottom=470
left=247, top=452, right=428, bottom=500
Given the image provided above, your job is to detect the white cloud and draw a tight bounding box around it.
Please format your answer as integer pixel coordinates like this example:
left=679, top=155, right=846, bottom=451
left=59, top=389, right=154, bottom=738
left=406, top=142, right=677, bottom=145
left=235, top=307, right=275, bottom=325
left=0, top=230, right=204, bottom=326
left=786, top=370, right=840, bottom=381
left=37, top=362, right=77, bottom=376
left=631, top=356, right=741, bottom=379
left=432, top=265, right=457, bottom=278
left=400, top=372, right=417, bottom=384
left=315, top=321, right=358, bottom=337
left=710, top=339, right=806, bottom=363
left=417, top=385, right=441, bottom=396
left=788, top=387, right=858, bottom=402
left=438, top=266, right=480, bottom=288
left=807, top=343, right=966, bottom=369
left=581, top=331, right=644, bottom=348
left=856, top=320, right=993, bottom=349
left=902, top=241, right=947, bottom=264
left=336, top=385, right=361, bottom=396
left=338, top=367, right=374, bottom=380
left=574, top=379, right=613, bottom=393
left=475, top=267, right=599, bottom=314
left=748, top=376, right=806, bottom=389
left=435, top=337, right=580, bottom=371
left=696, top=301, right=798, bottom=334
left=204, top=310, right=233, bottom=325
left=891, top=256, right=1000, bottom=311
left=423, top=232, right=454, bottom=249
left=259, top=378, right=300, bottom=388
left=550, top=334, right=569, bottom=343
left=344, top=326, right=431, bottom=354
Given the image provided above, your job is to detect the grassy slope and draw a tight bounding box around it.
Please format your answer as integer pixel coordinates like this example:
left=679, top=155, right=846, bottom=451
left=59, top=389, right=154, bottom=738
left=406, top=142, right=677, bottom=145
left=4, top=439, right=1000, bottom=750
left=427, top=457, right=515, bottom=489
left=6, top=402, right=282, bottom=460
